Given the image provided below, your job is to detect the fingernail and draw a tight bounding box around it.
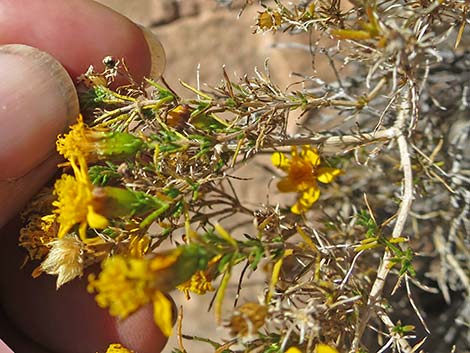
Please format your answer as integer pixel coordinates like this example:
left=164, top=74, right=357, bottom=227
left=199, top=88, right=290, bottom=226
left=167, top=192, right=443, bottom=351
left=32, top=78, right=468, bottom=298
left=0, top=339, right=14, bottom=353
left=0, top=44, right=79, bottom=180
left=140, top=27, right=166, bottom=80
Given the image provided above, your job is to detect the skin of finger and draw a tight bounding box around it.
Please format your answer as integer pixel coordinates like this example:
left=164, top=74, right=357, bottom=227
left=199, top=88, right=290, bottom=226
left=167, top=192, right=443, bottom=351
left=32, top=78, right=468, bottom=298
left=0, top=154, right=60, bottom=233
left=0, top=218, right=169, bottom=353
left=0, top=311, right=51, bottom=353
left=0, top=339, right=15, bottom=353
left=0, top=2, right=167, bottom=351
left=0, top=45, right=79, bottom=182
left=0, top=0, right=152, bottom=82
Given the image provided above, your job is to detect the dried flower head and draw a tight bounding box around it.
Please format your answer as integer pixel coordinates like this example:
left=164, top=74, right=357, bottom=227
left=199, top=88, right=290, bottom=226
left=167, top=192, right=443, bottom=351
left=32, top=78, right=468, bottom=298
left=19, top=215, right=58, bottom=261
left=227, top=302, right=268, bottom=337
left=256, top=10, right=283, bottom=32
left=40, top=234, right=84, bottom=289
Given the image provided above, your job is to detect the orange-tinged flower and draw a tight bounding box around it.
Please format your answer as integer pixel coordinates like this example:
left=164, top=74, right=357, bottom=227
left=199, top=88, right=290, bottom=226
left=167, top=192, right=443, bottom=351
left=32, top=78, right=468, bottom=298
left=272, top=146, right=342, bottom=214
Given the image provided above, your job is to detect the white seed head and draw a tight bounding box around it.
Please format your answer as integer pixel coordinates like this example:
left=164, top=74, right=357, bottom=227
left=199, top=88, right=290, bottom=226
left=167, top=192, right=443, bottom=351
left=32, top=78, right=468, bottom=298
left=41, top=234, right=84, bottom=289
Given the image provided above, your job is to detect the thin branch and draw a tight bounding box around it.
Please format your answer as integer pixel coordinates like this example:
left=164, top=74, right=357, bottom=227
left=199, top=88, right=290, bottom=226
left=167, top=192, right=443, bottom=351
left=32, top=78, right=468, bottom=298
left=351, top=88, right=414, bottom=352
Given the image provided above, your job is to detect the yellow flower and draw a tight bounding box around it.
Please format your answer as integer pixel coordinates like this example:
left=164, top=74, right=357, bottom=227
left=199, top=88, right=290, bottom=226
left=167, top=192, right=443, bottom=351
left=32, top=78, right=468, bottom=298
left=286, top=348, right=302, bottom=353
left=88, top=255, right=173, bottom=336
left=177, top=254, right=220, bottom=299
left=56, top=114, right=143, bottom=164
left=315, top=343, right=340, bottom=353
left=152, top=290, right=174, bottom=337
left=19, top=189, right=58, bottom=261
left=52, top=162, right=109, bottom=240
left=272, top=146, right=342, bottom=214
left=56, top=115, right=91, bottom=163
left=127, top=234, right=151, bottom=258
left=286, top=344, right=339, bottom=353
left=177, top=270, right=214, bottom=299
left=103, top=343, right=134, bottom=353
left=87, top=256, right=153, bottom=320
left=88, top=245, right=213, bottom=337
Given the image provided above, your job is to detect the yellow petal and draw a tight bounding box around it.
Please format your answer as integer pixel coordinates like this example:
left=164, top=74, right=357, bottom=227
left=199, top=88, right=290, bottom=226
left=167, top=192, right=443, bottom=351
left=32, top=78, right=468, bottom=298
left=291, top=202, right=304, bottom=214
left=104, top=343, right=134, bottom=353
left=152, top=291, right=173, bottom=337
left=317, top=167, right=342, bottom=184
left=271, top=152, right=290, bottom=170
left=300, top=186, right=320, bottom=206
left=277, top=178, right=297, bottom=192
left=290, top=145, right=299, bottom=157
left=87, top=206, right=109, bottom=229
left=291, top=187, right=320, bottom=214
left=315, top=343, right=339, bottom=353
left=286, top=348, right=303, bottom=353
left=149, top=249, right=181, bottom=271
left=78, top=222, right=88, bottom=241
left=300, top=146, right=320, bottom=166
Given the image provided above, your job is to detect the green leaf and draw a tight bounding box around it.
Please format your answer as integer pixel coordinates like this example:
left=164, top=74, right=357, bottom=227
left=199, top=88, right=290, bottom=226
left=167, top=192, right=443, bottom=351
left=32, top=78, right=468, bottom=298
left=88, top=163, right=120, bottom=186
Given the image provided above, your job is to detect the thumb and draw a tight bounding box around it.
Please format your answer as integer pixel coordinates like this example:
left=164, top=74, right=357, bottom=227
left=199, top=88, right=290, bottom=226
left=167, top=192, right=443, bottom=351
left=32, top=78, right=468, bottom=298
left=0, top=44, right=79, bottom=228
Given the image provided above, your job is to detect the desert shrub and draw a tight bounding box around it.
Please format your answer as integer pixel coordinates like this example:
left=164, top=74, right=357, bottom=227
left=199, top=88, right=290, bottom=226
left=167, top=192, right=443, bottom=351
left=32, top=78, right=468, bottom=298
left=20, top=1, right=469, bottom=352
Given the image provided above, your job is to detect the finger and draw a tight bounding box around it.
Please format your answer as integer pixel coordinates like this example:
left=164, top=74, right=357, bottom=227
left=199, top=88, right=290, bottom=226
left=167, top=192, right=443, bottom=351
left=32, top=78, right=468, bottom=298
left=0, top=0, right=165, bottom=81
left=0, top=45, right=78, bottom=228
left=0, top=218, right=169, bottom=353
left=0, top=310, right=52, bottom=353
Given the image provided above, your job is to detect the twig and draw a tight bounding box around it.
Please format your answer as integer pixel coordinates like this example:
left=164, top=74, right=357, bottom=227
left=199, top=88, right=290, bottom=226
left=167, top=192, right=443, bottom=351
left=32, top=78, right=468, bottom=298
left=270, top=127, right=399, bottom=153
left=351, top=88, right=414, bottom=352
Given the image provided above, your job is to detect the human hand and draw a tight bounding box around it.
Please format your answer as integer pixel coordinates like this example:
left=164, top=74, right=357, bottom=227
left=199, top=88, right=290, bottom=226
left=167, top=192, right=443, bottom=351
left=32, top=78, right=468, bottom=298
left=0, top=1, right=168, bottom=352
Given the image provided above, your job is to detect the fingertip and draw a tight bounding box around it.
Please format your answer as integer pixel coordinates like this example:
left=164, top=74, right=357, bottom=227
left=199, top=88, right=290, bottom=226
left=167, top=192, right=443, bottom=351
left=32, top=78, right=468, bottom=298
left=0, top=44, right=78, bottom=227
left=0, top=0, right=166, bottom=82
left=116, top=304, right=169, bottom=353
left=0, top=218, right=168, bottom=353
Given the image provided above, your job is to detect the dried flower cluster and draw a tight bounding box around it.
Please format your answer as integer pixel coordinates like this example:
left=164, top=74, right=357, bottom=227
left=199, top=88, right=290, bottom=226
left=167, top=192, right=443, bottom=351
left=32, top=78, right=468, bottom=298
left=19, top=1, right=469, bottom=352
